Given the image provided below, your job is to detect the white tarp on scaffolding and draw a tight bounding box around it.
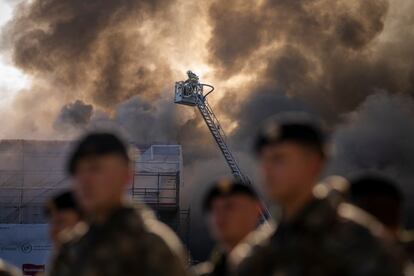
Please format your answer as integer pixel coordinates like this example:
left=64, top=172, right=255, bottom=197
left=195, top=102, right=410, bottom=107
left=0, top=224, right=51, bottom=275
left=0, top=140, right=72, bottom=224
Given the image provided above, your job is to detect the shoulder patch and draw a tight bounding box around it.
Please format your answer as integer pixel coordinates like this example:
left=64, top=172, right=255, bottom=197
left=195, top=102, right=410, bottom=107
left=229, top=221, right=276, bottom=269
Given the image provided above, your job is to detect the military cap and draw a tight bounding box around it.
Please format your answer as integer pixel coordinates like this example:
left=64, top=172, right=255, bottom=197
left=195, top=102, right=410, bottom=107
left=67, top=132, right=130, bottom=175
left=350, top=175, right=402, bottom=202
left=45, top=190, right=82, bottom=217
left=254, top=112, right=326, bottom=156
left=349, top=174, right=403, bottom=228
left=203, top=178, right=259, bottom=212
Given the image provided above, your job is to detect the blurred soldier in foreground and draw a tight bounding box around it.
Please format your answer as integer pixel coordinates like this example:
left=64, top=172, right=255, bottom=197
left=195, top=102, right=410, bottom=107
left=45, top=191, right=83, bottom=249
left=237, top=113, right=403, bottom=276
left=193, top=178, right=272, bottom=276
left=349, top=175, right=414, bottom=274
left=350, top=175, right=404, bottom=241
left=49, top=132, right=187, bottom=276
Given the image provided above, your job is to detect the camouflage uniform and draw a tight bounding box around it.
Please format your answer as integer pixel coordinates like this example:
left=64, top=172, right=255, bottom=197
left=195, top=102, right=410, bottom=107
left=193, top=223, right=275, bottom=276
left=237, top=198, right=403, bottom=276
left=49, top=204, right=187, bottom=276
left=193, top=249, right=229, bottom=276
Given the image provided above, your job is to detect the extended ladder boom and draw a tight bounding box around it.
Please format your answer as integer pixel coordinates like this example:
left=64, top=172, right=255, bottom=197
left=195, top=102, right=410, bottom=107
left=174, top=71, right=270, bottom=221
left=195, top=96, right=249, bottom=183
left=173, top=71, right=248, bottom=183
left=174, top=71, right=271, bottom=220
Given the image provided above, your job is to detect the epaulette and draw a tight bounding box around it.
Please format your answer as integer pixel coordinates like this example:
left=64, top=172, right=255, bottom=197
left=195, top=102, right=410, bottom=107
left=314, top=176, right=391, bottom=240
left=58, top=221, right=89, bottom=245
left=191, top=261, right=214, bottom=276
left=337, top=202, right=390, bottom=240
left=229, top=221, right=276, bottom=269
left=136, top=203, right=187, bottom=264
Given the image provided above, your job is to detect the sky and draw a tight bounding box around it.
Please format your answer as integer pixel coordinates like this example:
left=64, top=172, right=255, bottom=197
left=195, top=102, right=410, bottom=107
left=0, top=0, right=30, bottom=108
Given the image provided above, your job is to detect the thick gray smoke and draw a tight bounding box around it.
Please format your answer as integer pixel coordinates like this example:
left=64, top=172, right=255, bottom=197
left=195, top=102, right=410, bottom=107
left=54, top=100, right=93, bottom=132
left=208, top=0, right=414, bottom=123
left=2, top=0, right=175, bottom=107
left=225, top=88, right=312, bottom=152
left=327, top=92, right=414, bottom=225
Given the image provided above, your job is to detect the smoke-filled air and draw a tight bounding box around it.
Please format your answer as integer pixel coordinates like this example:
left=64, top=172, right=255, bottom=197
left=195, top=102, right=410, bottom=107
left=1, top=0, right=414, bottom=258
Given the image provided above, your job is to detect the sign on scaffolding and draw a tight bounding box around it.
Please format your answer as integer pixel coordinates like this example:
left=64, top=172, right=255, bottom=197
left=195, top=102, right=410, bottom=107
left=0, top=224, right=51, bottom=275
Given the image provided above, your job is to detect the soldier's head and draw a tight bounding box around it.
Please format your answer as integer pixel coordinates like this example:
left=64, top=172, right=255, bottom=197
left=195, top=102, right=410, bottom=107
left=349, top=174, right=403, bottom=238
left=67, top=132, right=132, bottom=217
left=203, top=178, right=262, bottom=251
left=254, top=113, right=326, bottom=206
left=45, top=191, right=82, bottom=246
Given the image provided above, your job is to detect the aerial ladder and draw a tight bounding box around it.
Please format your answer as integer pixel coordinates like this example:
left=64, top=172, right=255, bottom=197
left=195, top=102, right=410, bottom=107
left=174, top=71, right=271, bottom=219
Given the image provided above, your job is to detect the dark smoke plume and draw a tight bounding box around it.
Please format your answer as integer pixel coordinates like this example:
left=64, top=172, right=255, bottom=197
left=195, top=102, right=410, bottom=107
left=208, top=0, right=414, bottom=124
left=54, top=100, right=93, bottom=132
left=2, top=0, right=176, bottom=112
left=327, top=92, right=414, bottom=225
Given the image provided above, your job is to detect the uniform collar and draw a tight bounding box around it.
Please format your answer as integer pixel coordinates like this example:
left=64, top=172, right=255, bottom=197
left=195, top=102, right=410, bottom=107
left=89, top=204, right=137, bottom=228
left=277, top=197, right=336, bottom=233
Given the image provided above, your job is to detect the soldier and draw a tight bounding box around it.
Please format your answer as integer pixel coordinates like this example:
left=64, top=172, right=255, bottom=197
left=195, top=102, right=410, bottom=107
left=45, top=191, right=83, bottom=249
left=237, top=113, right=403, bottom=276
left=349, top=174, right=414, bottom=274
left=49, top=132, right=187, bottom=276
left=349, top=175, right=404, bottom=240
left=193, top=178, right=272, bottom=276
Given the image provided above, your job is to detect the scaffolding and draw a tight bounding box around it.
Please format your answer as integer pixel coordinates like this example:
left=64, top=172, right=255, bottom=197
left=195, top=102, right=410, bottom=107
left=131, top=144, right=190, bottom=243
left=0, top=140, right=189, bottom=243
left=0, top=140, right=71, bottom=224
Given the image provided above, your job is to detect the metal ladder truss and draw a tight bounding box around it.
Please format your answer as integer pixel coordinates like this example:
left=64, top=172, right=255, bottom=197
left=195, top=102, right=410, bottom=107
left=196, top=95, right=246, bottom=182
left=195, top=87, right=271, bottom=220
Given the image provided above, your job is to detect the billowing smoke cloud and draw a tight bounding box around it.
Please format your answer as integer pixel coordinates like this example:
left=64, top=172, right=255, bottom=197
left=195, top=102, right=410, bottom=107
left=0, top=0, right=211, bottom=141
left=327, top=92, right=414, bottom=225
left=3, top=0, right=412, bottom=161
left=208, top=0, right=414, bottom=124
left=226, top=88, right=311, bottom=151
left=54, top=100, right=93, bottom=132
left=2, top=0, right=175, bottom=107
